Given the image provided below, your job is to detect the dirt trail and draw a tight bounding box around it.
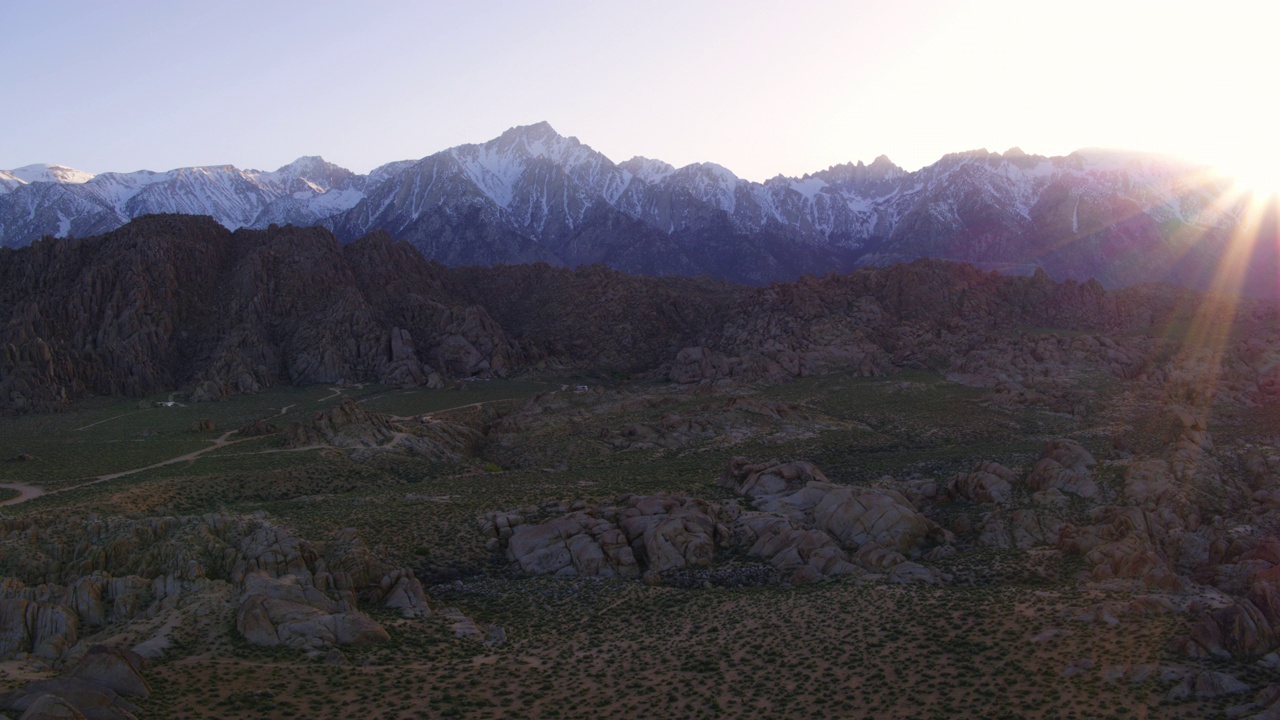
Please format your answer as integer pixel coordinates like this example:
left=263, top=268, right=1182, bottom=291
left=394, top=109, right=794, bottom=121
left=316, top=387, right=344, bottom=403
left=5, top=392, right=534, bottom=507
left=91, top=431, right=244, bottom=483
left=0, top=484, right=46, bottom=506
left=210, top=444, right=327, bottom=458
left=73, top=408, right=153, bottom=431
left=390, top=399, right=506, bottom=422
left=0, top=431, right=248, bottom=507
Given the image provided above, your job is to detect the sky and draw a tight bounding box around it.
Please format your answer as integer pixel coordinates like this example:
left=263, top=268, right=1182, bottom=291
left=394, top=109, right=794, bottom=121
left=2, top=0, right=1276, bottom=189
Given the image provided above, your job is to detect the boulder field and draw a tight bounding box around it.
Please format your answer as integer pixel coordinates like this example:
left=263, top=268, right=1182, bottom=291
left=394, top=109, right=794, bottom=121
left=0, top=512, right=492, bottom=717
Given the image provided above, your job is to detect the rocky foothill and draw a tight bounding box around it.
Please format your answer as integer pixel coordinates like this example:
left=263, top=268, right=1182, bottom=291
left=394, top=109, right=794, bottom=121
left=5, top=216, right=1278, bottom=417
left=0, top=511, right=492, bottom=717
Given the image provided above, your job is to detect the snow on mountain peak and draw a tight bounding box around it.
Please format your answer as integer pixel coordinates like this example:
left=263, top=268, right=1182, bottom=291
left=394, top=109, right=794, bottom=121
left=274, top=156, right=331, bottom=175
left=497, top=121, right=559, bottom=143
left=619, top=156, right=676, bottom=184
left=9, top=163, right=96, bottom=185
left=485, top=122, right=591, bottom=164
left=262, top=156, right=355, bottom=193
left=446, top=122, right=624, bottom=209
left=0, top=128, right=1240, bottom=289
left=0, top=170, right=21, bottom=194
left=805, top=155, right=905, bottom=185
left=671, top=163, right=742, bottom=213
left=366, top=159, right=417, bottom=187
left=687, top=162, right=739, bottom=183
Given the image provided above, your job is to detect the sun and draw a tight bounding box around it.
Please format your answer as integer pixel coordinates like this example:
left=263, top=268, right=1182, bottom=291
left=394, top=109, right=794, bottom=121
left=1212, top=154, right=1280, bottom=203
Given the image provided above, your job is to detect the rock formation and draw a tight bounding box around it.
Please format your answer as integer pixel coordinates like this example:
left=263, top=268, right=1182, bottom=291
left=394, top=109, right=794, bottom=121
left=484, top=458, right=951, bottom=586
left=282, top=397, right=483, bottom=462
left=0, top=513, right=440, bottom=665
left=0, top=645, right=149, bottom=719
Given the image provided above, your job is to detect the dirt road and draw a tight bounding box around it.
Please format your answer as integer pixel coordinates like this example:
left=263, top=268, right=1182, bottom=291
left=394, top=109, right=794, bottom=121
left=0, top=484, right=45, bottom=506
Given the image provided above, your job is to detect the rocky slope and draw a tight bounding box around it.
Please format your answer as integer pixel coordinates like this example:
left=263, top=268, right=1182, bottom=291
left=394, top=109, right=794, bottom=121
left=5, top=124, right=1272, bottom=290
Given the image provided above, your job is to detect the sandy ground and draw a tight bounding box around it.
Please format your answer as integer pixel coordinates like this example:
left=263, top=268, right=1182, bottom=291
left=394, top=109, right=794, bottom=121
left=0, top=483, right=45, bottom=506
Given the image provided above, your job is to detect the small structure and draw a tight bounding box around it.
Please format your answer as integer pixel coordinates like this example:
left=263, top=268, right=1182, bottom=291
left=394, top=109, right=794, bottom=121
left=156, top=401, right=177, bottom=408
left=574, top=385, right=590, bottom=393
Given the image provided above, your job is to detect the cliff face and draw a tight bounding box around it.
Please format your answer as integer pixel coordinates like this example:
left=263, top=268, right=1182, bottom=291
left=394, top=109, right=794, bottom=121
left=0, top=215, right=232, bottom=410
left=0, top=216, right=511, bottom=412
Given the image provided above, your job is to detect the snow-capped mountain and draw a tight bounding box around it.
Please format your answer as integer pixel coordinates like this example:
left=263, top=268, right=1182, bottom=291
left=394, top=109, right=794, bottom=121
left=0, top=123, right=1256, bottom=290
left=0, top=164, right=96, bottom=196
left=0, top=171, right=25, bottom=193
left=4, top=163, right=96, bottom=186
left=0, top=158, right=367, bottom=248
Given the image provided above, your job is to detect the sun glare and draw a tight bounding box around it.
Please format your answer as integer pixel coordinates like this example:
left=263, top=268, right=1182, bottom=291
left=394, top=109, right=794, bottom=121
left=1214, top=156, right=1280, bottom=204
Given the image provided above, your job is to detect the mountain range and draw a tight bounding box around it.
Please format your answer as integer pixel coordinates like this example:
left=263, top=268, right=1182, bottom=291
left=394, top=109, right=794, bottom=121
left=2, top=123, right=1272, bottom=290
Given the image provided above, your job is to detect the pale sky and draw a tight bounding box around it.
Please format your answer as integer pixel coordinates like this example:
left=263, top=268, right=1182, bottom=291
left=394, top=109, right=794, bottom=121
left=2, top=0, right=1275, bottom=188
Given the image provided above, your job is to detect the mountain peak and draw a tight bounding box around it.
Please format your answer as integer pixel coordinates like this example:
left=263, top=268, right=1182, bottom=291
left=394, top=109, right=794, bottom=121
left=482, top=122, right=588, bottom=162
left=274, top=156, right=331, bottom=174
left=939, top=149, right=994, bottom=164
left=867, top=155, right=903, bottom=176
left=807, top=155, right=904, bottom=184
left=620, top=156, right=676, bottom=183
left=498, top=121, right=561, bottom=142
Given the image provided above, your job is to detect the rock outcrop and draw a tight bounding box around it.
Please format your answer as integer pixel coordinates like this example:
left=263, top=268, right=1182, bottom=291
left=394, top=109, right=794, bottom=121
left=1027, top=440, right=1098, bottom=498
left=235, top=571, right=389, bottom=650
left=0, top=513, right=437, bottom=663
left=283, top=397, right=483, bottom=462
left=949, top=461, right=1019, bottom=505
left=0, top=645, right=149, bottom=720
left=489, top=494, right=731, bottom=579
left=485, top=458, right=950, bottom=586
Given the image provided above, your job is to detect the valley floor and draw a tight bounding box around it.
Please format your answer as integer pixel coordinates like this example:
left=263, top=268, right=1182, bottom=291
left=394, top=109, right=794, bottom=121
left=0, top=368, right=1277, bottom=719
